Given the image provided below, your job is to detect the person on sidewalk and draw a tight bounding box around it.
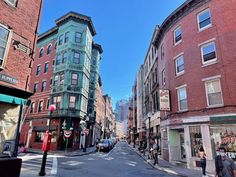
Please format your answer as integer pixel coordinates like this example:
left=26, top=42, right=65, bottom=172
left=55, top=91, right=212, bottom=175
left=198, top=146, right=207, bottom=177
left=152, top=139, right=159, bottom=165
left=215, top=146, right=236, bottom=177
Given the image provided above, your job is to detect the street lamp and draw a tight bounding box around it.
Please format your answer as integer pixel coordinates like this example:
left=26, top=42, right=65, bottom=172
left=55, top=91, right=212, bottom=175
left=147, top=112, right=151, bottom=159
left=39, top=104, right=56, bottom=176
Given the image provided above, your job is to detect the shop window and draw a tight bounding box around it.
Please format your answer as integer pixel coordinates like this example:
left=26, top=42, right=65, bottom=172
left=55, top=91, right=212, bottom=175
left=35, top=132, right=44, bottom=143
left=190, top=126, right=203, bottom=157
left=51, top=131, right=57, bottom=143
left=210, top=126, right=236, bottom=161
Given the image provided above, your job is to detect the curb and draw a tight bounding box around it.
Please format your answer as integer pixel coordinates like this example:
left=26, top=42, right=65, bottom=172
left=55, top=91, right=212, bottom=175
left=127, top=145, right=188, bottom=177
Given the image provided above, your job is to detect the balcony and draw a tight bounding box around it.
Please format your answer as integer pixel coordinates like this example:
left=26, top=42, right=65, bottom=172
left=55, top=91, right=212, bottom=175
left=67, top=85, right=81, bottom=92
left=51, top=109, right=81, bottom=118
left=52, top=84, right=64, bottom=93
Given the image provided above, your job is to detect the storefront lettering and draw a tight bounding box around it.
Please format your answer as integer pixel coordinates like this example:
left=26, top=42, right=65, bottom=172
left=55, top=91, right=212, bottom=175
left=0, top=73, right=18, bottom=85
left=216, top=151, right=236, bottom=159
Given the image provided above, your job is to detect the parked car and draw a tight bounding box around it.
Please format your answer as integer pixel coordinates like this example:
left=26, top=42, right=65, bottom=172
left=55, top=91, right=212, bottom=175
left=96, top=139, right=112, bottom=152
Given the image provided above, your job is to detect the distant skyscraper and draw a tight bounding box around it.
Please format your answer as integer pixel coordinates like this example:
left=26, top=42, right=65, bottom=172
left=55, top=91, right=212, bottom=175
left=115, top=99, right=129, bottom=134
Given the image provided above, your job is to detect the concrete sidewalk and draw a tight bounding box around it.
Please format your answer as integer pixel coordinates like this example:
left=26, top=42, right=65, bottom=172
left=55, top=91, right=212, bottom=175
left=128, top=144, right=214, bottom=177
left=25, top=146, right=96, bottom=157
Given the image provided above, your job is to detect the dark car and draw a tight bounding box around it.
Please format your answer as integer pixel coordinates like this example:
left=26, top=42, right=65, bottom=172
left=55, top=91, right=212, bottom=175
left=96, top=139, right=112, bottom=152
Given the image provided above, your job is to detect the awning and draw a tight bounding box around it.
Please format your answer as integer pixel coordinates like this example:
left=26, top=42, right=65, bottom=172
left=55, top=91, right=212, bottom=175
left=0, top=93, right=30, bottom=105
left=210, top=115, right=236, bottom=124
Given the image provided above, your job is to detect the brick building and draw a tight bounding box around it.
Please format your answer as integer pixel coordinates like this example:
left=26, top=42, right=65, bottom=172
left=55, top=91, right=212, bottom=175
left=153, top=0, right=236, bottom=172
left=0, top=0, right=42, bottom=157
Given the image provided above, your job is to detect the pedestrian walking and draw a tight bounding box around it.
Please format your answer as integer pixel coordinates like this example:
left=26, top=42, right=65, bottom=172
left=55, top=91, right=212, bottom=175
left=215, top=146, right=236, bottom=177
left=152, top=139, right=159, bottom=165
left=198, top=146, right=207, bottom=177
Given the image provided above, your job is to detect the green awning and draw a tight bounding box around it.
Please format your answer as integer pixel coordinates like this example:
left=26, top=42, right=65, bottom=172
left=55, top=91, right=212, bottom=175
left=0, top=94, right=29, bottom=105
left=210, top=115, right=236, bottom=124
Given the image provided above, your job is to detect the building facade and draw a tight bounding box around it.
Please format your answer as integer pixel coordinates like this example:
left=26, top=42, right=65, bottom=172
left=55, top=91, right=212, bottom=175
left=0, top=0, right=42, bottom=157
left=20, top=12, right=102, bottom=151
left=153, top=0, right=236, bottom=172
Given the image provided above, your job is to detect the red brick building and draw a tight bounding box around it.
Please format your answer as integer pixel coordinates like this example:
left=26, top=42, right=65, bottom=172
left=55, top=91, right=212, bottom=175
left=154, top=0, right=236, bottom=172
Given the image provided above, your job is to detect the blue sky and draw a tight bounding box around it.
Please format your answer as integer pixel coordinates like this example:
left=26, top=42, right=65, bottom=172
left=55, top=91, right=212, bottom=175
left=39, top=0, right=185, bottom=108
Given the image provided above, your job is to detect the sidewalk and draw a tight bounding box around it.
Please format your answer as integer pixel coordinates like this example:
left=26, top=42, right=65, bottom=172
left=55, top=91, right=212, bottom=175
left=128, top=144, right=214, bottom=177
left=25, top=146, right=96, bottom=157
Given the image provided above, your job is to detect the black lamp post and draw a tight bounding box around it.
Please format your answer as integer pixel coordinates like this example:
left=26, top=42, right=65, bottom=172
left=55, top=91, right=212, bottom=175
left=80, top=115, right=89, bottom=152
left=39, top=104, right=56, bottom=176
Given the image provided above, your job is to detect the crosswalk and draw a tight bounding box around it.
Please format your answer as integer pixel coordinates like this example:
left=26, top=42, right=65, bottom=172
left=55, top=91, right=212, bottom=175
left=20, top=153, right=56, bottom=177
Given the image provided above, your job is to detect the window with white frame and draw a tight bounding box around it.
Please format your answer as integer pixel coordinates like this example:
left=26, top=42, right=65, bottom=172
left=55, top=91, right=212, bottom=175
left=205, top=79, right=223, bottom=106
left=0, top=25, right=10, bottom=68
left=75, top=32, right=82, bottom=43
left=33, top=83, right=38, bottom=93
left=53, top=96, right=61, bottom=109
left=162, top=69, right=166, bottom=85
left=69, top=96, right=76, bottom=108
left=4, top=0, right=17, bottom=6
left=47, top=44, right=52, bottom=55
left=174, top=26, right=182, bottom=45
left=201, top=42, right=216, bottom=64
left=39, top=48, right=44, bottom=58
left=60, top=73, right=64, bottom=85
left=175, top=55, right=184, bottom=75
left=30, top=102, right=35, bottom=113
left=71, top=73, right=78, bottom=85
left=58, top=35, right=63, bottom=45
left=64, top=32, right=69, bottom=43
left=54, top=74, right=59, bottom=86
left=73, top=52, right=80, bottom=64
left=198, top=9, right=212, bottom=31
left=41, top=81, right=46, bottom=92
left=38, top=100, right=43, bottom=112
left=177, top=86, right=187, bottom=111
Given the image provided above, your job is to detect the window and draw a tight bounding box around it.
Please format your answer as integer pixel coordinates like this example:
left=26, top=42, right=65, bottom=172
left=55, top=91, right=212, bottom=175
left=71, top=73, right=78, bottom=85
left=30, top=102, right=35, bottom=113
left=50, top=78, right=52, bottom=85
left=64, top=32, right=69, bottom=43
left=205, top=79, right=223, bottom=107
left=44, top=62, right=49, bottom=73
left=62, top=52, right=67, bottom=63
left=73, top=52, right=80, bottom=64
left=162, top=69, right=166, bottom=85
left=39, top=48, right=44, bottom=58
left=174, top=26, right=182, bottom=45
left=201, top=42, right=216, bottom=64
left=92, top=57, right=96, bottom=65
left=69, top=96, right=76, bottom=108
left=0, top=24, right=10, bottom=68
left=60, top=73, right=64, bottom=85
left=38, top=100, right=43, bottom=112
left=47, top=44, right=52, bottom=55
left=75, top=32, right=82, bottom=43
left=56, top=54, right=62, bottom=65
left=35, top=132, right=44, bottom=143
left=58, top=35, right=63, bottom=45
left=46, top=99, right=50, bottom=109
left=33, top=83, right=38, bottom=93
left=177, top=86, right=187, bottom=111
left=41, top=81, right=46, bottom=92
left=190, top=126, right=202, bottom=157
left=54, top=75, right=59, bottom=86
left=161, top=44, right=164, bottom=60
left=198, top=9, right=212, bottom=31
left=53, top=96, right=61, bottom=109
left=4, top=0, right=17, bottom=6
left=175, top=55, right=184, bottom=75
left=36, top=65, right=41, bottom=75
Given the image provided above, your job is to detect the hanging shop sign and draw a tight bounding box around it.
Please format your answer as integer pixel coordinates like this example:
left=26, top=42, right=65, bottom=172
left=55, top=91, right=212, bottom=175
left=0, top=73, right=18, bottom=85
left=64, top=130, right=72, bottom=138
left=159, top=89, right=170, bottom=111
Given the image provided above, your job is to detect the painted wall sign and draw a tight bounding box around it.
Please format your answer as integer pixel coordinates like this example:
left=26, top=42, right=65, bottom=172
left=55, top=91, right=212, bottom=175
left=159, top=89, right=170, bottom=111
left=0, top=73, right=18, bottom=85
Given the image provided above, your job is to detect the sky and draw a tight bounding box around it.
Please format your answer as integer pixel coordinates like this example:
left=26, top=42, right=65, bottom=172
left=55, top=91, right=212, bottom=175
left=39, top=0, right=185, bottom=108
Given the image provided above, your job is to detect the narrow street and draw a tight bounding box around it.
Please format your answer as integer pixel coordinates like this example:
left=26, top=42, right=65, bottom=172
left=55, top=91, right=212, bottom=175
left=56, top=141, right=177, bottom=177
left=20, top=142, right=178, bottom=177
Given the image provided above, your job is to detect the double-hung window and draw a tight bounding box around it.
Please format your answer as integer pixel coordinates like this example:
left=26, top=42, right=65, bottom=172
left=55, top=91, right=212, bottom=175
left=177, top=86, right=187, bottom=111
left=44, top=62, right=49, bottom=73
left=0, top=25, right=10, bottom=68
left=41, top=81, right=46, bottom=92
left=47, top=44, right=52, bottom=55
left=39, top=48, right=44, bottom=58
left=64, top=32, right=69, bottom=43
left=69, top=96, right=76, bottom=108
left=56, top=54, right=62, bottom=65
left=198, top=9, right=212, bottom=31
left=75, top=32, right=82, bottom=43
left=175, top=55, right=184, bottom=75
left=30, top=102, right=35, bottom=113
left=71, top=73, right=78, bottom=85
left=73, top=52, right=80, bottom=64
left=62, top=52, right=67, bottom=64
left=205, top=79, right=223, bottom=107
left=4, top=0, right=17, bottom=6
left=201, top=42, right=216, bottom=65
left=33, top=83, right=38, bottom=93
left=58, top=35, right=63, bottom=45
left=174, top=26, right=182, bottom=45
left=36, top=65, right=41, bottom=75
left=38, top=100, right=43, bottom=112
left=53, top=96, right=61, bottom=109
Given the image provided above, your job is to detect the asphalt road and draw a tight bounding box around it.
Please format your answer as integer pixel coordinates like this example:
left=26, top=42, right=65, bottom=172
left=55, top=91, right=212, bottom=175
left=56, top=141, right=178, bottom=177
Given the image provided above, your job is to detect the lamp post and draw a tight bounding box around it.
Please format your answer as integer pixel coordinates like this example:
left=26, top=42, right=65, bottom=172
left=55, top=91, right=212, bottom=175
left=80, top=115, right=89, bottom=152
left=147, top=112, right=151, bottom=159
left=39, top=104, right=56, bottom=176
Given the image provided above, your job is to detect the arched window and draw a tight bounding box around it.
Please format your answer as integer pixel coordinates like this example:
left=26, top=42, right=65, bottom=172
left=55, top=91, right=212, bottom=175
left=47, top=44, right=52, bottom=55
left=39, top=48, right=44, bottom=58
